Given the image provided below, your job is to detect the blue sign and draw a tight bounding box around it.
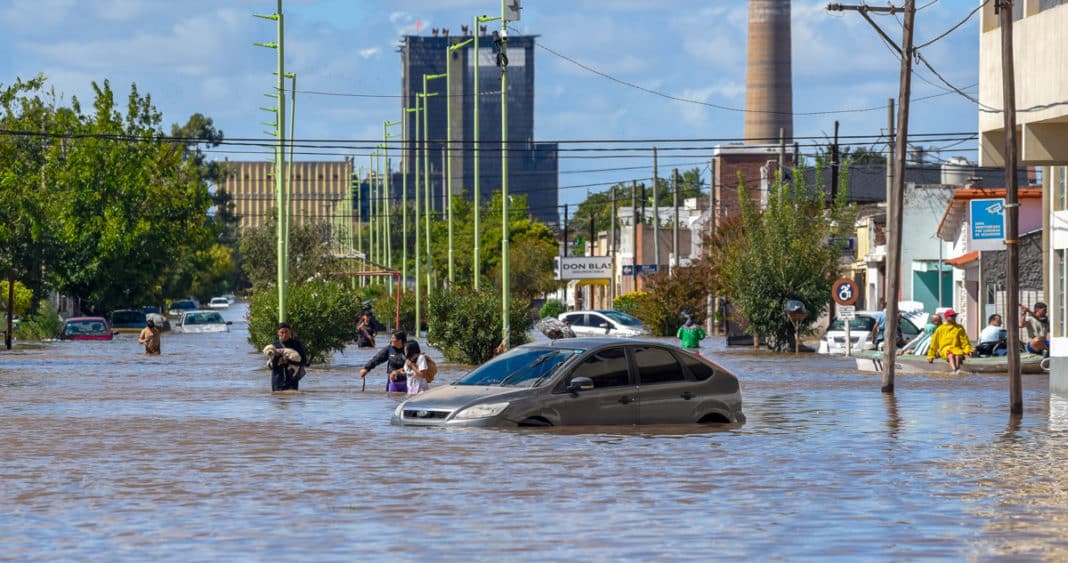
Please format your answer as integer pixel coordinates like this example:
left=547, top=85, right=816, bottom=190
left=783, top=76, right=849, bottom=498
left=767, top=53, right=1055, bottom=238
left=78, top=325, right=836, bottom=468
left=969, top=198, right=1005, bottom=251
left=622, top=264, right=660, bottom=276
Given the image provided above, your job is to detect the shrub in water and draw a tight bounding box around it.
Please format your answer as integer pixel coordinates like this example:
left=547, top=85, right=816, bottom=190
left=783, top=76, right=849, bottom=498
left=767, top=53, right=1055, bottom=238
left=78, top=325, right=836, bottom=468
left=247, top=279, right=360, bottom=364
left=427, top=288, right=534, bottom=365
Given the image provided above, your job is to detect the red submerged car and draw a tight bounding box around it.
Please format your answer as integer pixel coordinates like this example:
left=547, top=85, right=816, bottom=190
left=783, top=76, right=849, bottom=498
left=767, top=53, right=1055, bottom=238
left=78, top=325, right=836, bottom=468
left=60, top=317, right=115, bottom=341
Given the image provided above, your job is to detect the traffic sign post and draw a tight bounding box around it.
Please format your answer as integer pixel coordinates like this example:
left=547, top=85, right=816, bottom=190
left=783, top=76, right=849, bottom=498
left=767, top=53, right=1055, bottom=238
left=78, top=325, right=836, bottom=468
left=832, top=278, right=859, bottom=356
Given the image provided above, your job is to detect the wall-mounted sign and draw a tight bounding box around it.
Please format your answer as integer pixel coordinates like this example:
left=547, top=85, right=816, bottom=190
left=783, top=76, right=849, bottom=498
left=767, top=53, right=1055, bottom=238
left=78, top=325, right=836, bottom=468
left=970, top=198, right=1006, bottom=252
left=554, top=256, right=613, bottom=280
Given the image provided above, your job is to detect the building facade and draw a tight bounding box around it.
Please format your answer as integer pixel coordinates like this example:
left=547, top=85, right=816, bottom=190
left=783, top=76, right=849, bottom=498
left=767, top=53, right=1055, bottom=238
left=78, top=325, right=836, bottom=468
left=399, top=31, right=559, bottom=226
left=978, top=0, right=1066, bottom=393
left=220, top=160, right=353, bottom=230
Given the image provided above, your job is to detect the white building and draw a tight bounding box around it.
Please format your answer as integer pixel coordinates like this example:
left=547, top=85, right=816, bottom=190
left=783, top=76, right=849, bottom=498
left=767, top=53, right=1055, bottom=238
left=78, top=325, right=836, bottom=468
left=978, top=1, right=1066, bottom=393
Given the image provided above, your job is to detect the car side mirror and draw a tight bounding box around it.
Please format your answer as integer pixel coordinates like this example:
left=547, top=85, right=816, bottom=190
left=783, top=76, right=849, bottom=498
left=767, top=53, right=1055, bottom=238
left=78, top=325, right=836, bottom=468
left=226, top=321, right=233, bottom=325
left=566, top=377, right=594, bottom=393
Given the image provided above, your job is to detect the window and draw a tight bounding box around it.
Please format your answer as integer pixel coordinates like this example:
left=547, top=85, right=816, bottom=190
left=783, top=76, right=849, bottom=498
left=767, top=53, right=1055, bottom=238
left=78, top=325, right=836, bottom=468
left=1056, top=166, right=1067, bottom=211
left=568, top=347, right=630, bottom=388
left=563, top=313, right=586, bottom=327
left=633, top=346, right=685, bottom=385
left=679, top=354, right=715, bottom=382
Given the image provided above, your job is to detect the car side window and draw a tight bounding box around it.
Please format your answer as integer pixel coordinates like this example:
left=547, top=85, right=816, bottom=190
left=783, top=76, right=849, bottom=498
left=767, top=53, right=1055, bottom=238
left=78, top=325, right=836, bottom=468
left=679, top=354, right=715, bottom=381
left=568, top=347, right=630, bottom=388
left=634, top=346, right=686, bottom=385
left=567, top=314, right=587, bottom=327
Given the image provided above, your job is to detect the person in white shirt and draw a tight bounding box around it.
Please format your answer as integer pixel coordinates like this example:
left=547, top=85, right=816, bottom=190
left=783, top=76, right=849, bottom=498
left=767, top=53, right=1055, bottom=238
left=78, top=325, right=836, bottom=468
left=978, top=313, right=1004, bottom=344
left=402, top=340, right=431, bottom=395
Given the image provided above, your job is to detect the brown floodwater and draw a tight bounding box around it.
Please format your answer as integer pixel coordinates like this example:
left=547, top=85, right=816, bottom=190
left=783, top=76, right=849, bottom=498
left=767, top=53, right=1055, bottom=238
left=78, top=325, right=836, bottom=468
left=2, top=303, right=1066, bottom=560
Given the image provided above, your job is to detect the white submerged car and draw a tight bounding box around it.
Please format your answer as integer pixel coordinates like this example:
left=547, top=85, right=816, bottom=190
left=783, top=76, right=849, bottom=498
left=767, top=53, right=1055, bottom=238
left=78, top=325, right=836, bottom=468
left=208, top=297, right=231, bottom=309
left=174, top=310, right=232, bottom=333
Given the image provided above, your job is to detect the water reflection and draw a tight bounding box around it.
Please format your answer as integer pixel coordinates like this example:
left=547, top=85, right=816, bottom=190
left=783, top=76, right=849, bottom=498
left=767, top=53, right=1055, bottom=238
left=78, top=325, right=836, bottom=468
left=1, top=307, right=1066, bottom=560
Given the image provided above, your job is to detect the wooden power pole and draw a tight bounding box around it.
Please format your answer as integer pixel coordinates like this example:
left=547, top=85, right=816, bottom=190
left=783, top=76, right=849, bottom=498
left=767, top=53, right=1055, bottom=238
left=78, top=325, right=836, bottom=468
left=998, top=0, right=1023, bottom=415
left=828, top=0, right=915, bottom=393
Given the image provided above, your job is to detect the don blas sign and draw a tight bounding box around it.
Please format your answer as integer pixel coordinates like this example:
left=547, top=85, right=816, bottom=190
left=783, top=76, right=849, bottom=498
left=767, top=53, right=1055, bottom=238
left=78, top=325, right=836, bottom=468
left=554, top=256, right=613, bottom=280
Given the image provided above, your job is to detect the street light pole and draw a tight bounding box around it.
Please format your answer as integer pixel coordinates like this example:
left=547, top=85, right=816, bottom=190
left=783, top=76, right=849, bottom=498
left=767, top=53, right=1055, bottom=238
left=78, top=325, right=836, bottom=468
left=403, top=107, right=418, bottom=291
left=253, top=1, right=287, bottom=323
left=422, top=74, right=445, bottom=298
left=495, top=0, right=511, bottom=350
left=448, top=38, right=474, bottom=284
left=414, top=94, right=423, bottom=337
left=385, top=121, right=401, bottom=270
left=474, top=15, right=499, bottom=291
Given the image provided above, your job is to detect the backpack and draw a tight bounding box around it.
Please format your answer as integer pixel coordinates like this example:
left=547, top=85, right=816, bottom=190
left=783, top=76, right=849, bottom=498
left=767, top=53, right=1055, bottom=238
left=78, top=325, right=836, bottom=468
left=423, top=355, right=438, bottom=383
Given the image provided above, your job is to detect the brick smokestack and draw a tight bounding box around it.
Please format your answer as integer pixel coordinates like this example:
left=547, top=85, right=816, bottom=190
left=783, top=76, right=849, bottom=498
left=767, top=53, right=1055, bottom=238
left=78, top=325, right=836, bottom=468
left=744, top=0, right=793, bottom=144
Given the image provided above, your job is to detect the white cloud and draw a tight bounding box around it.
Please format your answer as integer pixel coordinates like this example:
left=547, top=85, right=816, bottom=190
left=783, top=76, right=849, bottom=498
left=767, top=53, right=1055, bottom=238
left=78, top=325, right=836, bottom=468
left=359, top=47, right=381, bottom=59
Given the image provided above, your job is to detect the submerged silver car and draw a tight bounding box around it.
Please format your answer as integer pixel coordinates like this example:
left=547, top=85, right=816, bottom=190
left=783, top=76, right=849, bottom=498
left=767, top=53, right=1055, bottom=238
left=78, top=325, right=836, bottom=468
left=391, top=338, right=745, bottom=427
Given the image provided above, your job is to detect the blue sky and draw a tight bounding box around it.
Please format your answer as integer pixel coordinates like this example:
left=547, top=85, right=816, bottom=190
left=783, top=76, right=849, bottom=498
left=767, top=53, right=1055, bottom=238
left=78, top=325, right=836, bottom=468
left=0, top=0, right=983, bottom=207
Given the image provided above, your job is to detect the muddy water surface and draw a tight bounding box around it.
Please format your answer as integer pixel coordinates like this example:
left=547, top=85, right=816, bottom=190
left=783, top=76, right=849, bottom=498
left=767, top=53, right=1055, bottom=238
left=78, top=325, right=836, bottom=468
left=2, top=304, right=1066, bottom=560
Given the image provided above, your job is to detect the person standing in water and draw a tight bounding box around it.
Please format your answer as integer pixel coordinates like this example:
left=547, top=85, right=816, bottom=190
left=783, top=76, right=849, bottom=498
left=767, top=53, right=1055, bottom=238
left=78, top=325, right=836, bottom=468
left=138, top=319, right=162, bottom=354
left=677, top=312, right=705, bottom=355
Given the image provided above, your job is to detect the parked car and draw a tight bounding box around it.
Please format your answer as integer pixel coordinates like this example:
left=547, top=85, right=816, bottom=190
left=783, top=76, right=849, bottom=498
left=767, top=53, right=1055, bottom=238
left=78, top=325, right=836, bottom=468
left=208, top=297, right=230, bottom=309
left=174, top=310, right=232, bottom=333
left=60, top=317, right=114, bottom=341
left=167, top=299, right=199, bottom=317
left=818, top=310, right=923, bottom=355
left=557, top=310, right=649, bottom=338
left=109, top=309, right=147, bottom=333
left=391, top=338, right=745, bottom=427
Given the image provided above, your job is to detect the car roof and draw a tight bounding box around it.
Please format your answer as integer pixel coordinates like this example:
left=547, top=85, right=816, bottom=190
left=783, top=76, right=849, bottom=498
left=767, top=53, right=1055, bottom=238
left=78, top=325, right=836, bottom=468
left=66, top=316, right=107, bottom=322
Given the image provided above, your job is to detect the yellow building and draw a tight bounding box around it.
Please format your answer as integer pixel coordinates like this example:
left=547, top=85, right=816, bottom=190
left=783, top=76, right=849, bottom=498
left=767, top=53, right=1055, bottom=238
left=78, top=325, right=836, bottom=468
left=219, top=160, right=354, bottom=230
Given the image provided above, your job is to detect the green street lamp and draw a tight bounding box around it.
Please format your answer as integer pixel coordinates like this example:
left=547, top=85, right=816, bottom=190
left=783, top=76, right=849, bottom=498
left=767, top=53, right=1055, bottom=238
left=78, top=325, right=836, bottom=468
left=403, top=106, right=420, bottom=292
left=474, top=14, right=501, bottom=292
left=447, top=38, right=474, bottom=284
left=253, top=1, right=288, bottom=323
left=422, top=73, right=446, bottom=297
left=385, top=120, right=401, bottom=269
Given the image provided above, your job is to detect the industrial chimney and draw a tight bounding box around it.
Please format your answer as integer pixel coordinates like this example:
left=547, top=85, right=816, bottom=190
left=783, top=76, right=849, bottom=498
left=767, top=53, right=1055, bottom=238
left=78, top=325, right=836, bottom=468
left=744, top=0, right=793, bottom=145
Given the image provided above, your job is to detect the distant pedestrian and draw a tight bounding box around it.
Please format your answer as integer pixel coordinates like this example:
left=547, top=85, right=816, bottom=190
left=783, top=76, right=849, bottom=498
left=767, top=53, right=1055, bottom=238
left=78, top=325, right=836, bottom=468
left=677, top=312, right=705, bottom=354
left=356, top=312, right=377, bottom=348
left=138, top=319, right=161, bottom=355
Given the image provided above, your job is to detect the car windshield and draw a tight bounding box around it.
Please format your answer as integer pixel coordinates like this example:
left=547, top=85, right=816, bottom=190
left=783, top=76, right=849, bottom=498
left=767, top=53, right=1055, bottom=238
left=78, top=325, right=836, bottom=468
left=172, top=301, right=196, bottom=310
left=456, top=347, right=582, bottom=387
left=65, top=320, right=108, bottom=336
left=828, top=317, right=876, bottom=332
left=599, top=310, right=642, bottom=326
left=185, top=312, right=224, bottom=325
left=111, top=311, right=145, bottom=324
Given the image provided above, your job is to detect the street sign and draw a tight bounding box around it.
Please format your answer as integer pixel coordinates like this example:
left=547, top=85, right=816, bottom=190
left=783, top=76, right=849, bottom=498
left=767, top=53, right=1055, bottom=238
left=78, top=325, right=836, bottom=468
left=970, top=198, right=1006, bottom=251
left=832, top=277, right=859, bottom=306
left=621, top=264, right=659, bottom=276
left=838, top=305, right=856, bottom=320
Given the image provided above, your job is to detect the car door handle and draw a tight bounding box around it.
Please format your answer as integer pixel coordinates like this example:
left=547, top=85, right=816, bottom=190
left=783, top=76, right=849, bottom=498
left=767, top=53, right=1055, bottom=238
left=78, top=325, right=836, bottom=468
left=618, top=395, right=635, bottom=405
left=680, top=392, right=695, bottom=400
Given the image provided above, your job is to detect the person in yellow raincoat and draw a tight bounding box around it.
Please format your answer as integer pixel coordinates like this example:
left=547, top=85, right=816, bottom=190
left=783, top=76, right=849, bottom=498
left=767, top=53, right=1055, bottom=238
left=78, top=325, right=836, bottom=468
left=926, top=309, right=973, bottom=372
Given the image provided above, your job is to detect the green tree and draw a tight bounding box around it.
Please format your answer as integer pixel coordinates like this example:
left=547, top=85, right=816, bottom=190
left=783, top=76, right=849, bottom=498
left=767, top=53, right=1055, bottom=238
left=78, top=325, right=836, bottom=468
left=427, top=287, right=533, bottom=365
left=238, top=215, right=341, bottom=288
left=718, top=162, right=855, bottom=351
left=0, top=280, right=34, bottom=315
left=247, top=278, right=360, bottom=364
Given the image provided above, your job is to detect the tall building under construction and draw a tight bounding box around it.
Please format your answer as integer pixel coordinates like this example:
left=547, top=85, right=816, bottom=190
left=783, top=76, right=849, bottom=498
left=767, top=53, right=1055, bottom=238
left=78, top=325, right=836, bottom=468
left=399, top=29, right=560, bottom=226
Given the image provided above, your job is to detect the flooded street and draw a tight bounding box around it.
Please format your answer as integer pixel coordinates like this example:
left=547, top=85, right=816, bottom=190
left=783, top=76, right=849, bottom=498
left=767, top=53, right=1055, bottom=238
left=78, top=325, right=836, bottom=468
left=2, top=304, right=1066, bottom=560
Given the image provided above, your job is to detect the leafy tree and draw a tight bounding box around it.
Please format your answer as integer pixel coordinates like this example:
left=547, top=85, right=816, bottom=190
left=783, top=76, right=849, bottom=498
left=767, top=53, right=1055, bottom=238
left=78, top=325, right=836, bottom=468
left=718, top=162, right=855, bottom=351
left=247, top=278, right=360, bottom=364
left=238, top=215, right=341, bottom=288
left=0, top=280, right=34, bottom=315
left=623, top=267, right=711, bottom=336
left=427, top=287, right=533, bottom=365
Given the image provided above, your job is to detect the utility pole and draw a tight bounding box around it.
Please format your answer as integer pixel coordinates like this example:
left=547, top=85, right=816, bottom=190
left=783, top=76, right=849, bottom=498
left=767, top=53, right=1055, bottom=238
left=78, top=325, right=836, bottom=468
left=610, top=188, right=617, bottom=304
left=998, top=0, right=1023, bottom=415
left=563, top=205, right=569, bottom=257
left=828, top=0, right=914, bottom=394
left=631, top=180, right=638, bottom=291
left=653, top=147, right=660, bottom=269
left=672, top=169, right=680, bottom=277
left=830, top=120, right=839, bottom=207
